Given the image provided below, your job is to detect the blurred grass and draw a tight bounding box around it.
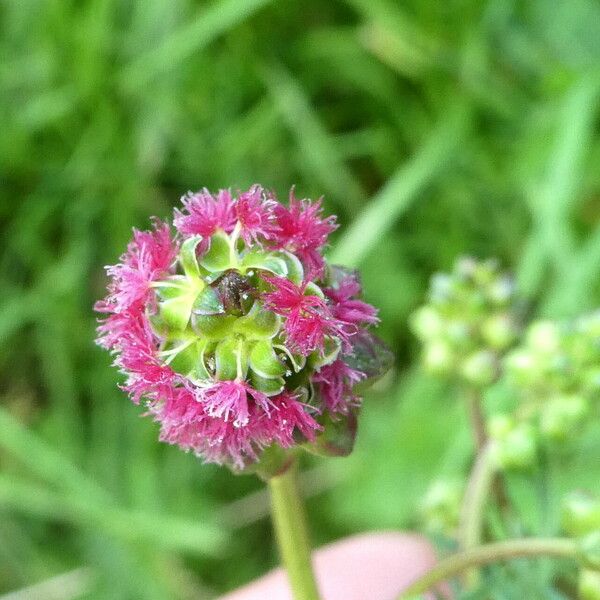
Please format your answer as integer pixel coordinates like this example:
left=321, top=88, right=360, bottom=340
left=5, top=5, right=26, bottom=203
left=1, top=0, right=600, bottom=598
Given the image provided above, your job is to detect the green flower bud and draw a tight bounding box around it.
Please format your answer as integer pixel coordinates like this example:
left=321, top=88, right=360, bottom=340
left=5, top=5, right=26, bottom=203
left=410, top=306, right=444, bottom=341
left=526, top=321, right=561, bottom=354
left=412, top=257, right=520, bottom=386
left=540, top=394, right=588, bottom=442
left=488, top=413, right=515, bottom=440
left=421, top=479, right=463, bottom=535
left=461, top=350, right=498, bottom=387
left=486, top=276, right=515, bottom=306
left=585, top=367, right=600, bottom=392
left=455, top=256, right=479, bottom=280
left=562, top=491, right=600, bottom=537
left=491, top=420, right=537, bottom=470
left=506, top=311, right=600, bottom=454
left=505, top=348, right=538, bottom=383
left=444, top=319, right=474, bottom=350
left=580, top=532, right=600, bottom=571
left=579, top=312, right=600, bottom=338
left=481, top=313, right=517, bottom=350
left=422, top=340, right=454, bottom=375
left=580, top=570, right=600, bottom=600
left=429, top=273, right=454, bottom=305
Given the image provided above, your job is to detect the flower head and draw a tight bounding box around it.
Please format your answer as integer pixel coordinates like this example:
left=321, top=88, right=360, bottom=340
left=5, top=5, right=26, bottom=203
left=96, top=185, right=387, bottom=470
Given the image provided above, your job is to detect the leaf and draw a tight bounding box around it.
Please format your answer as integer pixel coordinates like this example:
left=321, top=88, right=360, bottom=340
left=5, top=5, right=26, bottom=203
left=305, top=411, right=357, bottom=458
left=345, top=331, right=394, bottom=382
left=326, top=264, right=359, bottom=289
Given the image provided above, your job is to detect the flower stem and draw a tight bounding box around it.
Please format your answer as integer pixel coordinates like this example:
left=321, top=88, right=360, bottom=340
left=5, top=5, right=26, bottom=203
left=459, top=442, right=497, bottom=551
left=465, top=388, right=487, bottom=453
left=396, top=538, right=577, bottom=599
left=268, top=462, right=321, bottom=600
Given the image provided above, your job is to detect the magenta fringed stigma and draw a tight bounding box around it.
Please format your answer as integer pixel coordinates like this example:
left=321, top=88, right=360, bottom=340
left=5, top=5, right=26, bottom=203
left=95, top=185, right=391, bottom=473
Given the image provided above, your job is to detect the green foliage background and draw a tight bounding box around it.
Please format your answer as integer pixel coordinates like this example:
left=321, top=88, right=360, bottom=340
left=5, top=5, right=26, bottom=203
left=1, top=0, right=600, bottom=598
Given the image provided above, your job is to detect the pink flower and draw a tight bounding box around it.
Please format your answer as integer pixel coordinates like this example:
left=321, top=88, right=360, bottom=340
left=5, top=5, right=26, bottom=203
left=273, top=190, right=337, bottom=277
left=152, top=391, right=266, bottom=468
left=199, top=380, right=272, bottom=427
left=325, top=272, right=379, bottom=332
left=313, top=359, right=364, bottom=414
left=174, top=186, right=280, bottom=250
left=234, top=185, right=279, bottom=245
left=262, top=275, right=347, bottom=356
left=113, top=316, right=178, bottom=404
left=173, top=189, right=236, bottom=241
left=95, top=220, right=177, bottom=315
left=265, top=391, right=322, bottom=447
left=195, top=415, right=266, bottom=468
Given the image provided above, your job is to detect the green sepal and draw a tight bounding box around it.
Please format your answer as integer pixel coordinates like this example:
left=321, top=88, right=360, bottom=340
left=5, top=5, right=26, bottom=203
left=200, top=231, right=234, bottom=272
left=304, top=281, right=325, bottom=299
left=215, top=337, right=247, bottom=381
left=250, top=372, right=285, bottom=396
left=308, top=337, right=341, bottom=369
left=274, top=344, right=306, bottom=372
left=153, top=276, right=189, bottom=300
left=277, top=251, right=304, bottom=285
left=241, top=249, right=288, bottom=276
left=193, top=286, right=225, bottom=316
left=147, top=310, right=169, bottom=338
left=304, top=411, right=357, bottom=457
left=245, top=445, right=295, bottom=480
left=234, top=302, right=281, bottom=340
left=249, top=340, right=286, bottom=378
left=192, top=313, right=238, bottom=340
left=166, top=338, right=212, bottom=382
left=156, top=278, right=204, bottom=331
left=179, top=235, right=203, bottom=279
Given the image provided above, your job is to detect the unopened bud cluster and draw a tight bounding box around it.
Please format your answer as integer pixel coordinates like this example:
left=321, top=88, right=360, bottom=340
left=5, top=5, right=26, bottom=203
left=562, top=492, right=600, bottom=600
left=410, top=257, right=519, bottom=387
left=420, top=478, right=464, bottom=536
left=489, top=313, right=600, bottom=470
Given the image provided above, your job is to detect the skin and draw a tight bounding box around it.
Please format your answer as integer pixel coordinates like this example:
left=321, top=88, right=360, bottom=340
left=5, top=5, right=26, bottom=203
left=219, top=532, right=445, bottom=600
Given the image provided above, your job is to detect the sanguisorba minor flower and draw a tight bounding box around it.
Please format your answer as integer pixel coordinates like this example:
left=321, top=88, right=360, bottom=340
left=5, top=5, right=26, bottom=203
left=95, top=185, right=389, bottom=472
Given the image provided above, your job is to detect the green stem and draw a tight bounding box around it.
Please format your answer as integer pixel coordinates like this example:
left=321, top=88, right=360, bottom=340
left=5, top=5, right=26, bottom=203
left=459, top=442, right=497, bottom=551
left=268, top=462, right=321, bottom=600
left=465, top=388, right=487, bottom=453
left=396, top=538, right=577, bottom=599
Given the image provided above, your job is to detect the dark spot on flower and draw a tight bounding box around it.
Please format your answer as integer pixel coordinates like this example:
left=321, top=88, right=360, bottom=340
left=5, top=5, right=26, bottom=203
left=212, top=270, right=255, bottom=316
